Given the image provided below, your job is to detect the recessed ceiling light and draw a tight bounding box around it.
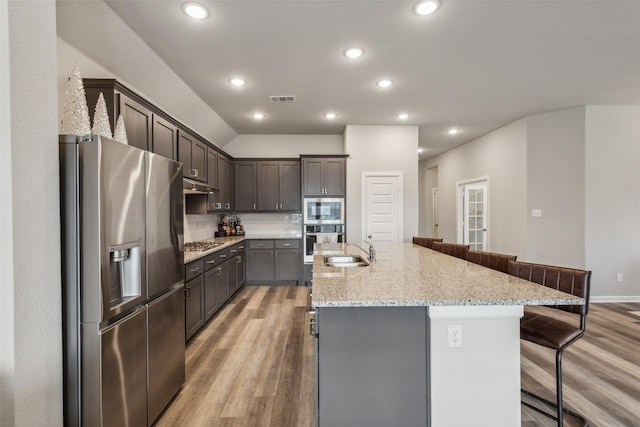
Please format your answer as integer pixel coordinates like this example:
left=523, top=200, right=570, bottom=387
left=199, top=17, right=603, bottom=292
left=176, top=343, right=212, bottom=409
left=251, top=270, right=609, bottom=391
left=448, top=128, right=460, bottom=135
left=182, top=2, right=209, bottom=19
left=324, top=112, right=337, bottom=120
left=251, top=112, right=265, bottom=120
left=377, top=79, right=393, bottom=88
left=413, top=0, right=441, bottom=16
left=343, top=47, right=364, bottom=59
left=229, top=77, right=246, bottom=87
left=398, top=113, right=409, bottom=120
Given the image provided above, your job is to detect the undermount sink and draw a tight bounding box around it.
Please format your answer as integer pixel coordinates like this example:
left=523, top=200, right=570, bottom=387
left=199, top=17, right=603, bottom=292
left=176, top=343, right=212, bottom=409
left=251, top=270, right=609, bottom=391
left=324, top=254, right=369, bottom=267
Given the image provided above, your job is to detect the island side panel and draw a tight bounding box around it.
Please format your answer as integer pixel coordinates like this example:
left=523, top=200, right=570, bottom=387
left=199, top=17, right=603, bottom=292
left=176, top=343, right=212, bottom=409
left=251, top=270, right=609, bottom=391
left=316, top=306, right=428, bottom=427
left=428, top=305, right=523, bottom=427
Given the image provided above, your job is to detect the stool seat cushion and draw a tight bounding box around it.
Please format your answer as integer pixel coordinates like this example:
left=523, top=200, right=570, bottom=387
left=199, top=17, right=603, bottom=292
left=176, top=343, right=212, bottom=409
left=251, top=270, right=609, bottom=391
left=520, top=310, right=584, bottom=350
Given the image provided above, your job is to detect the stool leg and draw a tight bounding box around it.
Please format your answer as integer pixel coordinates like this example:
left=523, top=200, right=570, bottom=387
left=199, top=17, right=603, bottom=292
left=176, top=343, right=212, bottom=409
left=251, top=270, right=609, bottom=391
left=556, top=349, right=564, bottom=427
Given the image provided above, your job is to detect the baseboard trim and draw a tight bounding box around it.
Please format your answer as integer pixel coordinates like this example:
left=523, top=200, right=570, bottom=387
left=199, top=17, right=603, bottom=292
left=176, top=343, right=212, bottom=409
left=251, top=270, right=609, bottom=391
left=590, top=296, right=640, bottom=303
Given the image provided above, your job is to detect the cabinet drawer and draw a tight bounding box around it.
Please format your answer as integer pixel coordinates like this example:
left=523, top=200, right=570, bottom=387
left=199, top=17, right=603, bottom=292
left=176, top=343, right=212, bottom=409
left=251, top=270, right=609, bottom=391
left=228, top=243, right=244, bottom=256
left=249, top=240, right=275, bottom=249
left=185, top=259, right=204, bottom=282
left=276, top=239, right=300, bottom=249
left=203, top=252, right=218, bottom=271
left=215, top=248, right=231, bottom=264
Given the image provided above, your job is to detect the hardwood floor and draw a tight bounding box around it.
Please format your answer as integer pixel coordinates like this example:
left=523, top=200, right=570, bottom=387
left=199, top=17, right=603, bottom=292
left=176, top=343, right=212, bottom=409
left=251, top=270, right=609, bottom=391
left=156, top=285, right=314, bottom=427
left=156, top=286, right=640, bottom=426
left=521, top=302, right=640, bottom=427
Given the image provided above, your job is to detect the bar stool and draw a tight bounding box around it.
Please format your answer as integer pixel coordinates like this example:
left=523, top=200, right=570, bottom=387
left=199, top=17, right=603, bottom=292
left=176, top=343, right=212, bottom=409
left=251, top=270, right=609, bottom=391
left=508, top=260, right=591, bottom=426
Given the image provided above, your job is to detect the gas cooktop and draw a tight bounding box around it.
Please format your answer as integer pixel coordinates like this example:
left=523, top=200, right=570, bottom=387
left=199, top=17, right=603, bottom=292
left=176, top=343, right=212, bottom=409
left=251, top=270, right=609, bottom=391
left=183, top=241, right=224, bottom=252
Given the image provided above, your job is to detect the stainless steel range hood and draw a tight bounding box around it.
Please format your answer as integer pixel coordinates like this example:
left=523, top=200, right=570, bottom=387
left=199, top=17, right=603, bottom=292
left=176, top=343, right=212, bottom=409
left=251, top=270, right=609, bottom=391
left=183, top=178, right=216, bottom=195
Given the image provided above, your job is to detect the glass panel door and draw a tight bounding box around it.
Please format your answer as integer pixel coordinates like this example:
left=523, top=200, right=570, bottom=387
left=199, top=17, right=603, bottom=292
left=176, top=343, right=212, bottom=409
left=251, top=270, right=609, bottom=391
left=462, top=182, right=488, bottom=250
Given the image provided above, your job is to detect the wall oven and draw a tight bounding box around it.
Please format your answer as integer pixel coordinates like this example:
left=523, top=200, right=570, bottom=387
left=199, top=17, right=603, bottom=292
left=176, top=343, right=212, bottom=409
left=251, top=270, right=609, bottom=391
left=304, top=224, right=345, bottom=264
left=303, top=198, right=344, bottom=225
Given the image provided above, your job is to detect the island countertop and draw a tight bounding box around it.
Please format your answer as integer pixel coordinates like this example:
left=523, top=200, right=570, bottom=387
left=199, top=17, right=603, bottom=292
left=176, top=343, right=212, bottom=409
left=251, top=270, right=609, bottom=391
left=311, top=242, right=584, bottom=308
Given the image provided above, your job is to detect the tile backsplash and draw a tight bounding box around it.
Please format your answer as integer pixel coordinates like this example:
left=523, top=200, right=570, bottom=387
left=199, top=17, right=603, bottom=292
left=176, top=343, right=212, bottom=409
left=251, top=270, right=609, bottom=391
left=184, top=212, right=302, bottom=242
left=184, top=214, right=218, bottom=242
left=239, top=213, right=302, bottom=236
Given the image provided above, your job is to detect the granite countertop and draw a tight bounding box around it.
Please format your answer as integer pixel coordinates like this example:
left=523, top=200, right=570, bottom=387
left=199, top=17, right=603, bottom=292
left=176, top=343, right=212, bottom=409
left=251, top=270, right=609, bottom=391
left=311, top=242, right=585, bottom=308
left=183, top=236, right=246, bottom=264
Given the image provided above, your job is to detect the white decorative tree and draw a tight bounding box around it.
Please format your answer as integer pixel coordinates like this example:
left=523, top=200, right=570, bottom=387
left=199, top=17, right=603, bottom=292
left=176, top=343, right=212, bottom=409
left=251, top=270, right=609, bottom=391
left=60, top=63, right=91, bottom=136
left=92, top=92, right=112, bottom=139
left=113, top=114, right=128, bottom=145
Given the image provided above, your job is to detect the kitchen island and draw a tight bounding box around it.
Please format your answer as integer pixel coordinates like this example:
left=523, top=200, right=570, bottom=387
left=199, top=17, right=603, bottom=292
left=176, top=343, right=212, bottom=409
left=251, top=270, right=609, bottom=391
left=311, top=242, right=583, bottom=427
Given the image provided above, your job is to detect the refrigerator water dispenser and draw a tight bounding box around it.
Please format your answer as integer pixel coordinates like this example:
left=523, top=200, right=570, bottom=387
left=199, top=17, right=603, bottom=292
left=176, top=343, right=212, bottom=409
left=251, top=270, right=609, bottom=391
left=108, top=243, right=142, bottom=308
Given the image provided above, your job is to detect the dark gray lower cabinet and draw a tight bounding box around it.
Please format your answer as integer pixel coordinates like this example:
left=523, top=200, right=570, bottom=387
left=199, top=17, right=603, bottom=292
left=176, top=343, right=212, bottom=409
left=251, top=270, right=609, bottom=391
left=214, top=263, right=229, bottom=310
left=315, top=307, right=429, bottom=426
left=246, top=239, right=300, bottom=284
left=184, top=242, right=246, bottom=341
left=184, top=274, right=204, bottom=341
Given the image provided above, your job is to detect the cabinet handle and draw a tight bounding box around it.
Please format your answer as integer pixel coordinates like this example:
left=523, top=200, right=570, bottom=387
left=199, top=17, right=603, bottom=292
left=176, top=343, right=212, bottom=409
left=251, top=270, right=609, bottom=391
left=253, top=203, right=256, bottom=210
left=216, top=267, right=222, bottom=276
left=276, top=203, right=278, bottom=210
left=192, top=169, right=198, bottom=177
left=239, top=246, right=245, bottom=250
left=280, top=203, right=283, bottom=209
left=283, top=243, right=291, bottom=247
left=236, top=256, right=242, bottom=263
left=309, top=312, right=317, bottom=337
left=225, top=203, right=230, bottom=209
left=219, top=254, right=227, bottom=259
left=189, top=267, right=201, bottom=273
left=184, top=287, right=191, bottom=298
left=206, top=260, right=215, bottom=264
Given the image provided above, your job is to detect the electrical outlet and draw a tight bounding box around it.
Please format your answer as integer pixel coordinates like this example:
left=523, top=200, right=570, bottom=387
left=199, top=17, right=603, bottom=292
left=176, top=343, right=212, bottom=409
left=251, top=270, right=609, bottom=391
left=531, top=209, right=542, bottom=218
left=616, top=273, right=623, bottom=283
left=448, top=324, right=463, bottom=348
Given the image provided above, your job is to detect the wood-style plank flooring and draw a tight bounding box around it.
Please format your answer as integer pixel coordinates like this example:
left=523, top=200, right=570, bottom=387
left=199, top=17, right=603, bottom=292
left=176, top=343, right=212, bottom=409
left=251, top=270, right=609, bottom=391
left=156, top=286, right=640, bottom=426
left=156, top=285, right=314, bottom=427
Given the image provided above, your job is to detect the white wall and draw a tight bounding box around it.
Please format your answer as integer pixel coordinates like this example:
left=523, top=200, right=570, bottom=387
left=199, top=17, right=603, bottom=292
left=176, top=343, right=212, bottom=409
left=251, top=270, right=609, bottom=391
left=56, top=0, right=236, bottom=148
left=344, top=125, right=419, bottom=242
left=1, top=1, right=63, bottom=425
left=526, top=107, right=586, bottom=268
left=585, top=106, right=640, bottom=300
left=223, top=134, right=344, bottom=158
left=425, top=120, right=528, bottom=257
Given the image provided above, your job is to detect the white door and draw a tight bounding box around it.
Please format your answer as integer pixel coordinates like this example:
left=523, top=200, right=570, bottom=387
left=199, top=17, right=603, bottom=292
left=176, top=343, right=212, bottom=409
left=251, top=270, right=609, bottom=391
left=458, top=181, right=488, bottom=250
left=364, top=174, right=401, bottom=242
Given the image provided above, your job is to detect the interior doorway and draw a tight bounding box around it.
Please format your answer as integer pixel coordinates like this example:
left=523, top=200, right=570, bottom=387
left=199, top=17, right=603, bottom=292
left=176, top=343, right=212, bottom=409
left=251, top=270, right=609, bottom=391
left=457, top=178, right=489, bottom=250
left=362, top=172, right=403, bottom=243
left=432, top=187, right=439, bottom=238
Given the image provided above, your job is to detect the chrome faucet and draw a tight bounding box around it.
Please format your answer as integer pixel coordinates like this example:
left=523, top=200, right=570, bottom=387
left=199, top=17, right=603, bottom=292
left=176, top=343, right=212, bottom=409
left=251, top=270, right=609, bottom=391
left=363, top=239, right=376, bottom=263
left=346, top=240, right=376, bottom=263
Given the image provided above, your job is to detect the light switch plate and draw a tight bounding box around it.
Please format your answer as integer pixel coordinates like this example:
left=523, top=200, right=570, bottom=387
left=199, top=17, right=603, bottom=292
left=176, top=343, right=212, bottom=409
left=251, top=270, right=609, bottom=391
left=531, top=209, right=542, bottom=217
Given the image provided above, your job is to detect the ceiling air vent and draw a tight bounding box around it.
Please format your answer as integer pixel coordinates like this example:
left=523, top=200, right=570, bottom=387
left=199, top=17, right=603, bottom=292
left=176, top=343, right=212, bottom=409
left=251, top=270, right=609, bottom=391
left=269, top=95, right=296, bottom=102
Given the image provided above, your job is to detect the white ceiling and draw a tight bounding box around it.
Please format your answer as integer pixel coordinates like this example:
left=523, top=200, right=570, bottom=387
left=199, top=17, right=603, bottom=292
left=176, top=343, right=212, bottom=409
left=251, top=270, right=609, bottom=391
left=105, top=0, right=640, bottom=159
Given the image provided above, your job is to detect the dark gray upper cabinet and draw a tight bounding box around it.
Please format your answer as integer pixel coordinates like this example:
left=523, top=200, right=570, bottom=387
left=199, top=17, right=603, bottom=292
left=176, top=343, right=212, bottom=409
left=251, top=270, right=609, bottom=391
left=302, top=157, right=346, bottom=197
left=279, top=161, right=301, bottom=211
left=236, top=160, right=300, bottom=212
left=215, top=154, right=233, bottom=211
left=207, top=148, right=218, bottom=190
left=119, top=95, right=152, bottom=152
left=234, top=161, right=257, bottom=211
left=257, top=162, right=279, bottom=211
left=178, top=130, right=207, bottom=182
left=152, top=115, right=177, bottom=161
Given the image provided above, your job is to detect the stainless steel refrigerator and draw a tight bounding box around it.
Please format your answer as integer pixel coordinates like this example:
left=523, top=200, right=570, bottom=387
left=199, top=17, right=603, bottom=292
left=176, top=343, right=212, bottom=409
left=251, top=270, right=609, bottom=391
left=60, top=135, right=185, bottom=426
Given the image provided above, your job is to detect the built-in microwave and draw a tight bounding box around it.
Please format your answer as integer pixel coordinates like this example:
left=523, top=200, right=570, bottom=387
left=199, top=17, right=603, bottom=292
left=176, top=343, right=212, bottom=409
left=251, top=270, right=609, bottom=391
left=303, top=198, right=344, bottom=225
